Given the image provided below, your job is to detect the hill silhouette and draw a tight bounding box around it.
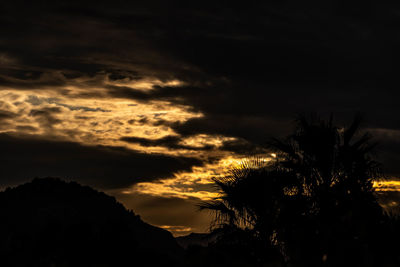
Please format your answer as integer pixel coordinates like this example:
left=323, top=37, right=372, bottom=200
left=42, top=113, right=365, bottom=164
left=176, top=232, right=218, bottom=249
left=0, top=178, right=182, bottom=267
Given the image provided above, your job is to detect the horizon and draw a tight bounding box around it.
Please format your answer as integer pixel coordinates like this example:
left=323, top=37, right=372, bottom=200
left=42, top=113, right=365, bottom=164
left=0, top=176, right=399, bottom=237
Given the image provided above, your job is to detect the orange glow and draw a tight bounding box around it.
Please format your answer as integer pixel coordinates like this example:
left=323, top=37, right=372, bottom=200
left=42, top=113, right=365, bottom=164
left=373, top=180, right=400, bottom=191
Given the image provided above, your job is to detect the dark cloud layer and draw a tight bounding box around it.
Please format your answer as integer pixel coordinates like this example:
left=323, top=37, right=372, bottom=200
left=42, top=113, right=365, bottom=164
left=0, top=133, right=202, bottom=189
left=371, top=130, right=400, bottom=177
left=0, top=2, right=399, bottom=174
left=121, top=134, right=266, bottom=154
left=0, top=110, right=17, bottom=121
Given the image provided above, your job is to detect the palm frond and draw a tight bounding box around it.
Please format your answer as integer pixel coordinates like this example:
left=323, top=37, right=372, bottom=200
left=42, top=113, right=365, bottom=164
left=344, top=114, right=363, bottom=145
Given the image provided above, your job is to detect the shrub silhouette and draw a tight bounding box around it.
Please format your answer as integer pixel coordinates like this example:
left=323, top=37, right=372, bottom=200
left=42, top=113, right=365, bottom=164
left=201, top=115, right=399, bottom=266
left=0, top=178, right=182, bottom=267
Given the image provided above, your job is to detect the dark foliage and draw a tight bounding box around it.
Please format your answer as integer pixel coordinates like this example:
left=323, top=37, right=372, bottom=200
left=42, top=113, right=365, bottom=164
left=0, top=178, right=182, bottom=267
left=182, top=225, right=282, bottom=267
left=201, top=115, right=400, bottom=267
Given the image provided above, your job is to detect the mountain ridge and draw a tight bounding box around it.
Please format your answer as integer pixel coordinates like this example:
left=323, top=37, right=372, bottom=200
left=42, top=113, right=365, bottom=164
left=0, top=177, right=182, bottom=267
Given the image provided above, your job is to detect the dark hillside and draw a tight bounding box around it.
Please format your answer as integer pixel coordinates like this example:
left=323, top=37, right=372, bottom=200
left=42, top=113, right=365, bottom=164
left=176, top=232, right=217, bottom=249
left=0, top=178, right=182, bottom=267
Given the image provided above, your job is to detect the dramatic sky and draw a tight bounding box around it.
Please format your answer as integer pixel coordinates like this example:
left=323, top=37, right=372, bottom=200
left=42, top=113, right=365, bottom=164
left=1, top=1, right=400, bottom=236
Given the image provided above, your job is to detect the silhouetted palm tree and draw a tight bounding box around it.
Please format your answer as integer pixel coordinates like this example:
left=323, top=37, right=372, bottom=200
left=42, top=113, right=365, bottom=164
left=270, top=114, right=385, bottom=266
left=202, top=114, right=386, bottom=266
left=271, top=114, right=381, bottom=208
left=201, top=158, right=301, bottom=264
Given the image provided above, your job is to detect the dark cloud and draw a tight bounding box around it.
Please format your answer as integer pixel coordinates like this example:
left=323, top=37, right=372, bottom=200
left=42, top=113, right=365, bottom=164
left=1, top=1, right=400, bottom=172
left=105, top=85, right=153, bottom=100
left=370, top=130, right=400, bottom=177
left=15, top=125, right=38, bottom=132
left=29, top=107, right=62, bottom=115
left=0, top=71, right=69, bottom=90
left=29, top=107, right=63, bottom=129
left=0, top=110, right=17, bottom=121
left=220, top=138, right=267, bottom=155
left=0, top=133, right=202, bottom=189
left=172, top=114, right=292, bottom=146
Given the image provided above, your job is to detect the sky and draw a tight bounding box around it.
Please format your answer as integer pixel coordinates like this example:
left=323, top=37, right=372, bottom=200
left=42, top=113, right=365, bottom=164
left=1, top=1, right=400, bottom=236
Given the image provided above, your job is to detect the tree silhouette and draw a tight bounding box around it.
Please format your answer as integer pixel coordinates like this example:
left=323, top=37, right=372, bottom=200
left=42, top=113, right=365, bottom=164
left=201, top=114, right=389, bottom=266
left=200, top=159, right=303, bottom=263
left=271, top=114, right=386, bottom=266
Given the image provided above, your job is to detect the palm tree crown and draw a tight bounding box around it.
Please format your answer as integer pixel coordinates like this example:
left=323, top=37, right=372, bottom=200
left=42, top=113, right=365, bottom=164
left=201, top=114, right=385, bottom=266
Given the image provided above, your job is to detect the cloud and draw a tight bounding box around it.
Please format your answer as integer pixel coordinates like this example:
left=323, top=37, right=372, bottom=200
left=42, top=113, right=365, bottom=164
left=0, top=1, right=399, bottom=175
left=29, top=107, right=63, bottom=130
left=0, top=110, right=17, bottom=121
left=120, top=135, right=214, bottom=151
left=0, top=89, right=201, bottom=150
left=369, top=129, right=400, bottom=177
left=0, top=0, right=398, bottom=177
left=1, top=1, right=399, bottom=126
left=26, top=95, right=110, bottom=112
left=0, top=133, right=202, bottom=190
left=172, top=114, right=292, bottom=146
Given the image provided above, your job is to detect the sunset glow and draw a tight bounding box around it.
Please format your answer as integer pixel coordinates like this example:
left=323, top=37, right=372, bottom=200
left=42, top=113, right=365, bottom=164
left=1, top=1, right=399, bottom=242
